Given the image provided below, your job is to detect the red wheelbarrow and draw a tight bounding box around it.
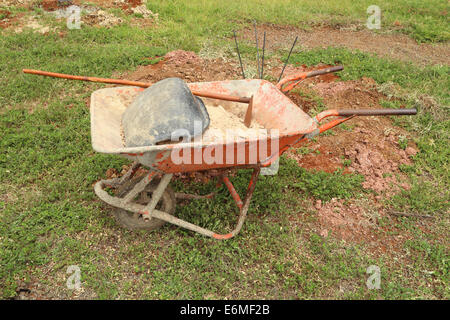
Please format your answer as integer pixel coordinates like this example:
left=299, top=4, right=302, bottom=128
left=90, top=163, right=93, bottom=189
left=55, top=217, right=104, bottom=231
left=23, top=68, right=417, bottom=239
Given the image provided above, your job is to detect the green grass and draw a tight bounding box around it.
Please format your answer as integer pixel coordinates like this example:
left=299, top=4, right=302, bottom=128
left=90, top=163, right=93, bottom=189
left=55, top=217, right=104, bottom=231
left=0, top=28, right=166, bottom=106
left=147, top=0, right=449, bottom=43
left=0, top=1, right=448, bottom=300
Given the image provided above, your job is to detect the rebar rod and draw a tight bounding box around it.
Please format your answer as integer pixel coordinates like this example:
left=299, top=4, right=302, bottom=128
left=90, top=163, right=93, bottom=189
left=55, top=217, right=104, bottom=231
left=277, top=36, right=298, bottom=83
left=233, top=30, right=246, bottom=79
left=254, top=21, right=260, bottom=79
left=260, top=31, right=266, bottom=79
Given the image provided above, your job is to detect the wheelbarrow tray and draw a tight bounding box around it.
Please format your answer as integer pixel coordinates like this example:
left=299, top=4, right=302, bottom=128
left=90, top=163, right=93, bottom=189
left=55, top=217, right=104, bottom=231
left=90, top=79, right=317, bottom=173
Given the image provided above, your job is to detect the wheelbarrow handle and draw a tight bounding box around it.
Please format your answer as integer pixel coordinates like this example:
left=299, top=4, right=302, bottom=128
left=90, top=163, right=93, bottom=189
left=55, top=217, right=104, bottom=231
left=315, top=108, right=417, bottom=122
left=22, top=69, right=252, bottom=104
left=293, top=107, right=418, bottom=144
left=337, top=108, right=417, bottom=116
left=305, top=66, right=344, bottom=78
left=276, top=65, right=344, bottom=93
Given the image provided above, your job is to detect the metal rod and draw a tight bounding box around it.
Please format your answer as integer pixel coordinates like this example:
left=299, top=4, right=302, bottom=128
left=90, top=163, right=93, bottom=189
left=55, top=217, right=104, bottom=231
left=233, top=30, right=245, bottom=79
left=142, top=173, right=173, bottom=221
left=260, top=31, right=266, bottom=79
left=22, top=69, right=251, bottom=103
left=254, top=21, right=260, bottom=79
left=305, top=66, right=343, bottom=78
left=278, top=36, right=298, bottom=83
left=338, top=108, right=417, bottom=116
left=276, top=65, right=344, bottom=92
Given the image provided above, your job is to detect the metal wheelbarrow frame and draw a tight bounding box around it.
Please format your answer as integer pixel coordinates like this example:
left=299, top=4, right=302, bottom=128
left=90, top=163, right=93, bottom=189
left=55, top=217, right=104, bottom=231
left=91, top=76, right=416, bottom=240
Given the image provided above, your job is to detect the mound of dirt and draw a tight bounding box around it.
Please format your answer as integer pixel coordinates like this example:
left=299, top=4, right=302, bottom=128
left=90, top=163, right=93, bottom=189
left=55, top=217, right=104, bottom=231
left=345, top=131, right=414, bottom=195
left=83, top=8, right=123, bottom=28
left=315, top=198, right=380, bottom=241
left=289, top=78, right=417, bottom=194
left=286, top=77, right=419, bottom=244
left=122, top=50, right=240, bottom=83
left=40, top=0, right=71, bottom=11
left=313, top=195, right=416, bottom=252
left=164, top=50, right=203, bottom=66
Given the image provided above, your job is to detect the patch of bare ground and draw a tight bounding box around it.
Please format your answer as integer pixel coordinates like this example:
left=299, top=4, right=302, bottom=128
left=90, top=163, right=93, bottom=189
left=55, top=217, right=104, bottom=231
left=1, top=0, right=147, bottom=10
left=240, top=24, right=450, bottom=66
left=0, top=0, right=157, bottom=32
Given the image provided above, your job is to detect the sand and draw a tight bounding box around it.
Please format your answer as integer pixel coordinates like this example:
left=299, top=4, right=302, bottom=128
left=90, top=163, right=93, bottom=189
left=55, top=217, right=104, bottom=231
left=121, top=103, right=267, bottom=146
left=198, top=104, right=266, bottom=144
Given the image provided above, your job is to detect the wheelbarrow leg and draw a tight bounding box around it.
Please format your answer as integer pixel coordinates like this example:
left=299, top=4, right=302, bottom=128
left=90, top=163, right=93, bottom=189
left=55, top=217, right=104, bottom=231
left=122, top=170, right=157, bottom=203
left=213, top=167, right=261, bottom=239
left=95, top=166, right=261, bottom=240
left=141, top=173, right=173, bottom=221
left=139, top=167, right=261, bottom=240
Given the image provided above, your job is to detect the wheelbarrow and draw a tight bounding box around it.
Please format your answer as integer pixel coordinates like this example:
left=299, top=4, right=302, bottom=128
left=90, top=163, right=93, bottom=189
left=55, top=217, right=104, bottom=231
left=22, top=68, right=417, bottom=239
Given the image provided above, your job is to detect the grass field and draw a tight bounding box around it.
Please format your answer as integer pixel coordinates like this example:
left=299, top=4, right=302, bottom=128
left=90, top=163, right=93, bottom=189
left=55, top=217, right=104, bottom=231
left=0, top=0, right=448, bottom=299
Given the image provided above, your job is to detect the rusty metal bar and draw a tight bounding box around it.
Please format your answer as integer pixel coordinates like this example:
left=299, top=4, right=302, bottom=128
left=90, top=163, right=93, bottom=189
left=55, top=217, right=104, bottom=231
left=303, top=107, right=418, bottom=141
left=233, top=30, right=245, bottom=79
left=306, top=65, right=343, bottom=78
left=260, top=31, right=266, bottom=79
left=213, top=167, right=261, bottom=240
left=338, top=108, right=417, bottom=116
left=277, top=36, right=298, bottom=83
left=277, top=65, right=344, bottom=93
left=22, top=69, right=251, bottom=104
left=222, top=175, right=243, bottom=209
left=254, top=21, right=260, bottom=80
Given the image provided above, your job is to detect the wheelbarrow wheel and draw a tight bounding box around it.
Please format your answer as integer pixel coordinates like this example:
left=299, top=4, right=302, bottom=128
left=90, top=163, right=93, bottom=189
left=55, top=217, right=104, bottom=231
left=112, top=176, right=176, bottom=231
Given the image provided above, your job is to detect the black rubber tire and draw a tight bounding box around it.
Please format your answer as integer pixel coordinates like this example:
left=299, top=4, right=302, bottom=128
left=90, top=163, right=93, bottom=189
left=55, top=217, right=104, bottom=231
left=112, top=176, right=176, bottom=231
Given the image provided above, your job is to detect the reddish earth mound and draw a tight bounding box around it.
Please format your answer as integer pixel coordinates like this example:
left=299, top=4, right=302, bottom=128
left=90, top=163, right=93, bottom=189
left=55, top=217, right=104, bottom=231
left=122, top=50, right=240, bottom=83
left=288, top=78, right=417, bottom=195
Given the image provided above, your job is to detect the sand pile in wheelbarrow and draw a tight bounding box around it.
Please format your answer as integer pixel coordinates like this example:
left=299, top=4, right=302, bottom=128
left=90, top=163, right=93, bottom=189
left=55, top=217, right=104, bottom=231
left=120, top=103, right=265, bottom=146
left=144, top=104, right=266, bottom=145
left=120, top=77, right=265, bottom=147
left=199, top=104, right=265, bottom=144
